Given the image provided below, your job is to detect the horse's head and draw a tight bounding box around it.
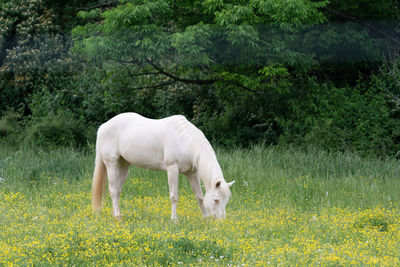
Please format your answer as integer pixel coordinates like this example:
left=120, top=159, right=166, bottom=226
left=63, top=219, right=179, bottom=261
left=203, top=180, right=235, bottom=219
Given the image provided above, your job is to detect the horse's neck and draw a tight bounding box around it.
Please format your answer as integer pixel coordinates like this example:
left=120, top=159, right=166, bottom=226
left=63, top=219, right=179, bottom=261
left=175, top=117, right=224, bottom=190
left=196, top=150, right=223, bottom=191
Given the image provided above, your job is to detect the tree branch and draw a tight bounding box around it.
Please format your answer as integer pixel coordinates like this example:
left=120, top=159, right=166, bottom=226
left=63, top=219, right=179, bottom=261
left=146, top=60, right=217, bottom=85
left=113, top=58, right=268, bottom=93
left=130, top=71, right=162, bottom=77
left=228, top=80, right=267, bottom=95
left=110, top=59, right=161, bottom=78
left=78, top=1, right=121, bottom=11
left=146, top=59, right=269, bottom=93
left=125, top=80, right=176, bottom=90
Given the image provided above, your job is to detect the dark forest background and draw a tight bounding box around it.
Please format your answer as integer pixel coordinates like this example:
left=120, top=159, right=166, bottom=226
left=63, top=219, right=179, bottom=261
left=0, top=0, right=399, bottom=158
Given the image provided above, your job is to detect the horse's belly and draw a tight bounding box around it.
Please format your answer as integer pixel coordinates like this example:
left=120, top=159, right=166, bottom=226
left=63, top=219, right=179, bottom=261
left=128, top=156, right=165, bottom=170
left=121, top=144, right=166, bottom=170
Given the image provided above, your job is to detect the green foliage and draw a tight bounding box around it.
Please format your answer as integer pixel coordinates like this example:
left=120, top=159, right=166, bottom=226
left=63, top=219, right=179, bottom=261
left=72, top=0, right=329, bottom=92
left=279, top=72, right=400, bottom=158
left=1, top=0, right=399, bottom=157
left=25, top=112, right=88, bottom=148
left=65, top=0, right=400, bottom=156
left=329, top=0, right=400, bottom=20
left=0, top=112, right=21, bottom=138
left=0, top=0, right=95, bottom=118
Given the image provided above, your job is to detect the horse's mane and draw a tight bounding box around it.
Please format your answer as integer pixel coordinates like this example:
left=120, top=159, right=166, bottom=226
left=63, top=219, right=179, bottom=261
left=172, top=116, right=225, bottom=190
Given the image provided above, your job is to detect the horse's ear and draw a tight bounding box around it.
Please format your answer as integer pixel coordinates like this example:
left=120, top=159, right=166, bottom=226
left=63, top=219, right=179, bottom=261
left=227, top=181, right=235, bottom=187
left=215, top=181, right=221, bottom=188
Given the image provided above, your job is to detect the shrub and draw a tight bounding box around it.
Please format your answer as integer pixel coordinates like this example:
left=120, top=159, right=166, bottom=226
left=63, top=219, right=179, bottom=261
left=25, top=112, right=88, bottom=148
left=0, top=112, right=23, bottom=147
left=279, top=74, right=400, bottom=158
left=0, top=112, right=21, bottom=137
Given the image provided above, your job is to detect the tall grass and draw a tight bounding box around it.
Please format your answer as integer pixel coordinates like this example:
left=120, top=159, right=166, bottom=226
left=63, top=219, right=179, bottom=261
left=1, top=144, right=400, bottom=265
left=219, top=145, right=400, bottom=210
left=1, top=144, right=399, bottom=211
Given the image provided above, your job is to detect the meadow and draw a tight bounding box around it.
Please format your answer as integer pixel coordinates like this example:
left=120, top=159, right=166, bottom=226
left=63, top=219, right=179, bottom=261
left=1, top=145, right=400, bottom=266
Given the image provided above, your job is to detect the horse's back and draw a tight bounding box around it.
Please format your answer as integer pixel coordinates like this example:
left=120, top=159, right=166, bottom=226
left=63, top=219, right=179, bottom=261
left=97, top=113, right=196, bottom=171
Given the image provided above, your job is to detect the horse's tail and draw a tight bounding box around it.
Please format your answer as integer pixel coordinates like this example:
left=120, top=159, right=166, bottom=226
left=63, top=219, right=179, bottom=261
left=92, top=146, right=107, bottom=212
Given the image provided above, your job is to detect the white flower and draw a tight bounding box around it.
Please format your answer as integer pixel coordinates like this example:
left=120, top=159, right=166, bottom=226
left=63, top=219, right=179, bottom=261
left=0, top=177, right=5, bottom=183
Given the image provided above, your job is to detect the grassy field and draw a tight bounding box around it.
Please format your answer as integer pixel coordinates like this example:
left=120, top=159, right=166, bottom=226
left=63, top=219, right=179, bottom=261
left=1, top=145, right=400, bottom=266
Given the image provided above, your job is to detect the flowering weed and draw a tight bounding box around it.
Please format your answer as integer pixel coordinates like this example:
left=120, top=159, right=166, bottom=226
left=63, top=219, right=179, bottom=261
left=1, top=146, right=400, bottom=265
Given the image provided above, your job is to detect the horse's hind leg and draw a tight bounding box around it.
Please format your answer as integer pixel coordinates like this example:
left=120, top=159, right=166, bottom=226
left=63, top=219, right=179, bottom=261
left=105, top=159, right=130, bottom=218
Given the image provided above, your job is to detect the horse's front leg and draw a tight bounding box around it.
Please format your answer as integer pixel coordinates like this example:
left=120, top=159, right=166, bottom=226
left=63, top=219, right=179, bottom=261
left=186, top=172, right=206, bottom=217
left=167, top=164, right=179, bottom=221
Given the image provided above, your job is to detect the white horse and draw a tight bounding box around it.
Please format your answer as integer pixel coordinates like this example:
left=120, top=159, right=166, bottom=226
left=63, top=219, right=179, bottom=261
left=92, top=112, right=234, bottom=220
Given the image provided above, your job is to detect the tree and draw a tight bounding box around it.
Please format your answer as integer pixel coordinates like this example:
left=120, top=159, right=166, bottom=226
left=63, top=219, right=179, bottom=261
left=72, top=0, right=328, bottom=94
left=0, top=0, right=97, bottom=116
left=70, top=0, right=400, bottom=150
left=0, top=0, right=59, bottom=114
